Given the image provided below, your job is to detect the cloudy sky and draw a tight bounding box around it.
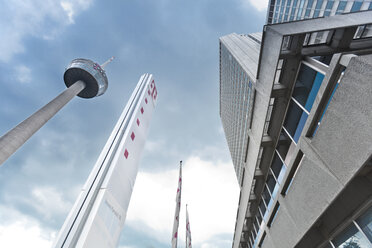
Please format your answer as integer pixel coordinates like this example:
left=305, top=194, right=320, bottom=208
left=0, top=0, right=267, bottom=247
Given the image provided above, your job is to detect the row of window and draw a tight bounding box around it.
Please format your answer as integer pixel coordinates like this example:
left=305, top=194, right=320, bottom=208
left=220, top=43, right=253, bottom=184
left=244, top=54, right=345, bottom=247
left=270, top=0, right=372, bottom=24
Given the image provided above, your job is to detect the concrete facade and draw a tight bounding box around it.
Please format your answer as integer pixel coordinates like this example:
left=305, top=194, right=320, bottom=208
left=219, top=11, right=372, bottom=248
left=219, top=33, right=261, bottom=184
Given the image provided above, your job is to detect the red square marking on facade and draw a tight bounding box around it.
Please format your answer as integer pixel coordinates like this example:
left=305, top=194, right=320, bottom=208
left=137, top=118, right=140, bottom=126
left=145, top=98, right=148, bottom=104
left=124, top=149, right=129, bottom=159
left=131, top=132, right=135, bottom=141
left=141, top=107, right=144, bottom=114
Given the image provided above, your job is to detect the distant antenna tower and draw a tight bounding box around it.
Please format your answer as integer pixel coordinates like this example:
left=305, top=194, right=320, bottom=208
left=0, top=57, right=114, bottom=165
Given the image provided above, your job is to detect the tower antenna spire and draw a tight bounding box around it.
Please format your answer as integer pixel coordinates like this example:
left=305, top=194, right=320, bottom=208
left=101, top=56, right=115, bottom=69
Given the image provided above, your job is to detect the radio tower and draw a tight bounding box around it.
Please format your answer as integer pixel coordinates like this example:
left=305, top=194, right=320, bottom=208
left=0, top=57, right=114, bottom=166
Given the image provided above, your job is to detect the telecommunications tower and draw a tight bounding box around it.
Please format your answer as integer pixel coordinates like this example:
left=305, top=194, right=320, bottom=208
left=53, top=73, right=158, bottom=248
left=0, top=57, right=114, bottom=165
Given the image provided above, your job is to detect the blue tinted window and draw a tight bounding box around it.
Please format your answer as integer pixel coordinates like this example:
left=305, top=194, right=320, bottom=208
left=292, top=64, right=324, bottom=112
left=370, top=2, right=372, bottom=10
left=315, top=0, right=324, bottom=10
left=351, top=1, right=362, bottom=12
left=332, top=223, right=371, bottom=248
left=336, top=1, right=347, bottom=14
left=314, top=10, right=320, bottom=17
left=306, top=0, right=314, bottom=8
left=356, top=206, right=372, bottom=242
left=297, top=0, right=306, bottom=18
left=326, top=1, right=334, bottom=10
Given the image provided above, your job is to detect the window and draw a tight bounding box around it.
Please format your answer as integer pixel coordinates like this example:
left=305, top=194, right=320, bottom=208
left=351, top=1, right=363, bottom=12
left=304, top=0, right=314, bottom=18
left=258, top=231, right=266, bottom=247
left=267, top=202, right=280, bottom=227
left=284, top=63, right=325, bottom=142
left=311, top=70, right=343, bottom=137
left=336, top=1, right=347, bottom=14
left=332, top=222, right=371, bottom=247
left=281, top=151, right=304, bottom=195
left=290, top=0, right=298, bottom=21
left=356, top=207, right=372, bottom=242
left=324, top=1, right=334, bottom=16
left=297, top=0, right=306, bottom=19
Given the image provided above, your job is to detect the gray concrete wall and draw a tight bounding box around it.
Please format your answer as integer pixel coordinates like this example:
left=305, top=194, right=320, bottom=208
left=261, top=55, right=372, bottom=248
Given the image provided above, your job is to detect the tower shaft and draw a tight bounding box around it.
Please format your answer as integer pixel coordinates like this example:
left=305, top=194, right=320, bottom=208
left=0, top=80, right=86, bottom=165
left=53, top=74, right=158, bottom=248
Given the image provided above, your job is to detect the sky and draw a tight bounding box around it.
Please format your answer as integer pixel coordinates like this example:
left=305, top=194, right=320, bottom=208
left=0, top=0, right=267, bottom=247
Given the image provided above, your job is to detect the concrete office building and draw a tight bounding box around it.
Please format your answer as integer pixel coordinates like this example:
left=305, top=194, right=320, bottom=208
left=219, top=12, right=372, bottom=248
left=219, top=33, right=261, bottom=184
left=266, top=0, right=372, bottom=24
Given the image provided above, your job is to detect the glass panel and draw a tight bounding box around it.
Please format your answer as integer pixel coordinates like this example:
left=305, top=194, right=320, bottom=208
left=266, top=174, right=276, bottom=194
left=293, top=64, right=325, bottom=112
left=315, top=0, right=324, bottom=10
left=324, top=1, right=334, bottom=16
left=283, top=100, right=308, bottom=143
left=336, top=1, right=347, bottom=14
left=253, top=216, right=259, bottom=233
left=356, top=206, right=372, bottom=242
left=351, top=2, right=362, bottom=12
left=259, top=200, right=266, bottom=217
left=271, top=153, right=284, bottom=179
left=262, top=186, right=271, bottom=206
left=276, top=128, right=291, bottom=159
left=314, top=10, right=320, bottom=18
left=370, top=2, right=372, bottom=10
left=297, top=0, right=306, bottom=19
left=362, top=24, right=372, bottom=38
left=332, top=223, right=371, bottom=248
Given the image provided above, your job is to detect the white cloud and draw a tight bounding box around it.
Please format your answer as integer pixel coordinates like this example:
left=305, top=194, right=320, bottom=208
left=15, top=65, right=31, bottom=83
left=31, top=186, right=73, bottom=220
left=242, top=0, right=269, bottom=11
left=0, top=0, right=93, bottom=62
left=125, top=156, right=239, bottom=246
left=0, top=205, right=55, bottom=248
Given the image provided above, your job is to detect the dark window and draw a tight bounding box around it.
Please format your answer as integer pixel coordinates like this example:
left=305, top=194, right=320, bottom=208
left=262, top=187, right=271, bottom=206
left=356, top=206, right=372, bottom=242
left=258, top=231, right=266, bottom=247
left=292, top=64, right=325, bottom=112
left=283, top=100, right=308, bottom=143
left=276, top=129, right=291, bottom=160
left=267, top=202, right=280, bottom=227
left=281, top=151, right=304, bottom=195
left=258, top=200, right=266, bottom=217
left=271, top=153, right=284, bottom=180
left=266, top=174, right=276, bottom=194
left=332, top=222, right=371, bottom=247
